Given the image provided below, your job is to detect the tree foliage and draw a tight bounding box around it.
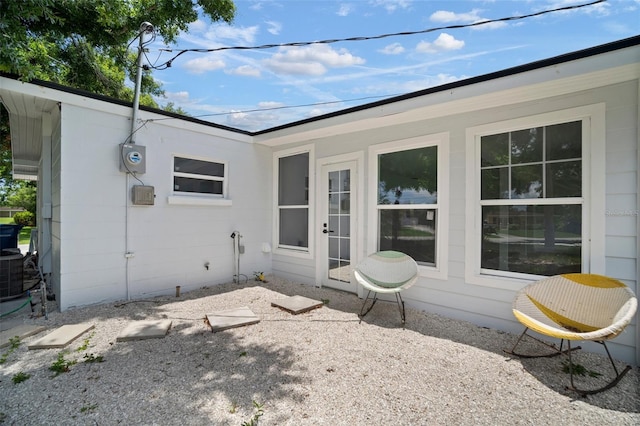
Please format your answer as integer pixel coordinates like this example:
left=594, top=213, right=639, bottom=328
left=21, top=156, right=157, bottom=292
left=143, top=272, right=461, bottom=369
left=378, top=146, right=438, bottom=204
left=0, top=0, right=235, bottom=104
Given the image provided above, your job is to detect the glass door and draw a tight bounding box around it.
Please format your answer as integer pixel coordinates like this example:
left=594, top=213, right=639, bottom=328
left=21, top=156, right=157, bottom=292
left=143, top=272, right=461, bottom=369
left=321, top=161, right=357, bottom=293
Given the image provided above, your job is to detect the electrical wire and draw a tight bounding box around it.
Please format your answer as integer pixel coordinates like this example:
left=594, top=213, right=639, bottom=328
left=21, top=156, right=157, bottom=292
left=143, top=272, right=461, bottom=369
left=150, top=0, right=605, bottom=70
left=145, top=94, right=403, bottom=122
left=128, top=0, right=605, bottom=122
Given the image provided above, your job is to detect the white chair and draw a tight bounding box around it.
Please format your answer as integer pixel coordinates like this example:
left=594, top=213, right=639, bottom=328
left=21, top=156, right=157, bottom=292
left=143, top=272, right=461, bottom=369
left=353, top=251, right=419, bottom=323
left=505, top=273, right=637, bottom=395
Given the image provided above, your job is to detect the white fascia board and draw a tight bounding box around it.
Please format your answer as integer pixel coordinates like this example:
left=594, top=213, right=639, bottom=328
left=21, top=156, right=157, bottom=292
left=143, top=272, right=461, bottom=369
left=255, top=52, right=639, bottom=147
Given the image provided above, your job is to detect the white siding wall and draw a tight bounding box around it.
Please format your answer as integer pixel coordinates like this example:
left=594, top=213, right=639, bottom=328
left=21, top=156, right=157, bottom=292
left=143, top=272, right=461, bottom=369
left=272, top=80, right=638, bottom=364
left=58, top=105, right=272, bottom=309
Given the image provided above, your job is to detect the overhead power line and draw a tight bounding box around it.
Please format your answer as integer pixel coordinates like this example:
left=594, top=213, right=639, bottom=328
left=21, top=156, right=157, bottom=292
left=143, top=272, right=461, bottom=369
left=140, top=0, right=606, bottom=123
left=151, top=0, right=605, bottom=70
left=148, top=94, right=402, bottom=123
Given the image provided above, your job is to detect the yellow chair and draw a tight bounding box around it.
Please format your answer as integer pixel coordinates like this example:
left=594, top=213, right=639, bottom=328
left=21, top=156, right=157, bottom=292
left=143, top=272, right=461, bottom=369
left=506, top=273, right=637, bottom=395
left=354, top=251, right=419, bottom=324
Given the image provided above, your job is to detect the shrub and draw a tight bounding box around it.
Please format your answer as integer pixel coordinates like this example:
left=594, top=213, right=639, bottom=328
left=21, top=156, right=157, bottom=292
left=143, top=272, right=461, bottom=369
left=12, top=211, right=35, bottom=226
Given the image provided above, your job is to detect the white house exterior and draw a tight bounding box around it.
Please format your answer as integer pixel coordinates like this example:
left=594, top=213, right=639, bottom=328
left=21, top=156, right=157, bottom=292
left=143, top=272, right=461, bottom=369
left=1, top=36, right=638, bottom=364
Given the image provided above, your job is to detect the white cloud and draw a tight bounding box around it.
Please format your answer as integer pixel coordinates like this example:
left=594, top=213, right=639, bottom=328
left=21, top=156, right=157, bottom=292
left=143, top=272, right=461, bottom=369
left=188, top=19, right=208, bottom=33
left=225, top=109, right=281, bottom=131
left=429, top=8, right=506, bottom=30
left=263, top=44, right=365, bottom=76
left=210, top=25, right=259, bottom=44
left=470, top=20, right=508, bottom=30
left=258, top=101, right=285, bottom=109
left=227, top=65, right=261, bottom=78
left=430, top=9, right=483, bottom=23
left=164, top=91, right=191, bottom=103
left=370, top=0, right=413, bottom=13
left=184, top=22, right=259, bottom=46
left=379, top=43, right=405, bottom=55
left=183, top=57, right=226, bottom=74
left=416, top=33, right=465, bottom=53
left=337, top=3, right=354, bottom=16
left=542, top=0, right=610, bottom=17
left=265, top=61, right=328, bottom=76
left=265, top=20, right=282, bottom=35
left=399, top=73, right=463, bottom=92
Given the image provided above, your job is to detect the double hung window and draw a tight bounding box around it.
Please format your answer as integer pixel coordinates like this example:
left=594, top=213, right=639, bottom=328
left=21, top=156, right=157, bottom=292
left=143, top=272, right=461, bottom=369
left=370, top=134, right=448, bottom=274
left=479, top=121, right=583, bottom=277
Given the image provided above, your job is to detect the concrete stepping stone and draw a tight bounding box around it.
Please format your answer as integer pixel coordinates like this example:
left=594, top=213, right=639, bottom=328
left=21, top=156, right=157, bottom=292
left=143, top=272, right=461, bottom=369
left=205, top=306, right=259, bottom=332
left=0, top=325, right=46, bottom=349
left=28, top=323, right=95, bottom=350
left=116, top=320, right=172, bottom=342
left=271, top=295, right=324, bottom=315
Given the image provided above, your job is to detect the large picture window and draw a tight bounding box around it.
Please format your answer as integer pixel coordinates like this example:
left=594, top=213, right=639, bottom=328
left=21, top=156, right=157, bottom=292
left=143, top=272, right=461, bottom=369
left=277, top=151, right=310, bottom=250
left=479, top=121, right=582, bottom=276
left=377, top=145, right=439, bottom=266
left=173, top=156, right=226, bottom=196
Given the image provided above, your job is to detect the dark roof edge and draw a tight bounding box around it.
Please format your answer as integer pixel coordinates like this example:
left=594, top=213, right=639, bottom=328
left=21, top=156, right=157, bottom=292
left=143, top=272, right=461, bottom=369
left=0, top=72, right=252, bottom=136
left=253, top=34, right=640, bottom=136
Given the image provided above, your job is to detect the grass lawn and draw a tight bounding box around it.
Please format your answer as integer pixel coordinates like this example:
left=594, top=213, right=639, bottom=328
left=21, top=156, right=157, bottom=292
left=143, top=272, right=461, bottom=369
left=0, top=217, right=33, bottom=246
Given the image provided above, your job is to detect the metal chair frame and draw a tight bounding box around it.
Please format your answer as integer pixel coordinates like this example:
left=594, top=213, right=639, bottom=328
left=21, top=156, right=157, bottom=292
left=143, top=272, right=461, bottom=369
left=353, top=251, right=418, bottom=324
left=505, top=328, right=632, bottom=395
left=505, top=273, right=637, bottom=396
left=359, top=290, right=407, bottom=323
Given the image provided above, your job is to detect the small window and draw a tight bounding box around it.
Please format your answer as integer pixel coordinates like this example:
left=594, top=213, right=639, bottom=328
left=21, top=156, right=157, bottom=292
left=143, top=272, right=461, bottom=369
left=173, top=156, right=226, bottom=197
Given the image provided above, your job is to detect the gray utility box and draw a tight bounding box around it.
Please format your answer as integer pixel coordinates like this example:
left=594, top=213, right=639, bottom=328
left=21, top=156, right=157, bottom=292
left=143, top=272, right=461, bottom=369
left=132, top=185, right=155, bottom=205
left=119, top=144, right=146, bottom=174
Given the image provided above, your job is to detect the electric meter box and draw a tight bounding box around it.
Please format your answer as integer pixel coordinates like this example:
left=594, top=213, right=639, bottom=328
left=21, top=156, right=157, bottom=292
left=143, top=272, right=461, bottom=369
left=132, top=185, right=155, bottom=205
left=119, top=143, right=146, bottom=174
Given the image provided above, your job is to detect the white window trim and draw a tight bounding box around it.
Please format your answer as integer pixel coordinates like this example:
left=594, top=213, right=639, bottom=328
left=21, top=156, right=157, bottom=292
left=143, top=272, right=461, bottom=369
left=168, top=154, right=231, bottom=207
left=367, top=132, right=449, bottom=280
left=273, top=144, right=315, bottom=259
left=464, top=104, right=606, bottom=290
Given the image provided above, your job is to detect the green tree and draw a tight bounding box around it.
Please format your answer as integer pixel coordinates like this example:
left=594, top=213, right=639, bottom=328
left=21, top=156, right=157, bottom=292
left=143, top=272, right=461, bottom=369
left=163, top=102, right=191, bottom=116
left=0, top=0, right=235, bottom=104
left=7, top=185, right=37, bottom=215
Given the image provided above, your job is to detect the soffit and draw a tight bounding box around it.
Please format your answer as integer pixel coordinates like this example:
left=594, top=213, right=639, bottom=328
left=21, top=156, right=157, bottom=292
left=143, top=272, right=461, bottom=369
left=0, top=90, right=57, bottom=179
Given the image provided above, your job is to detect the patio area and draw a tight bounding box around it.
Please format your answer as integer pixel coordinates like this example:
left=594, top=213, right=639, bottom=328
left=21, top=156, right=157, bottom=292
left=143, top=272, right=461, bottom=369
left=0, top=277, right=638, bottom=425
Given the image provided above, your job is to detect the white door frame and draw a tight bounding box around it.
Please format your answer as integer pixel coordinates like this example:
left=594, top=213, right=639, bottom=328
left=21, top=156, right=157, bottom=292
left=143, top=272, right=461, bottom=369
left=315, top=152, right=365, bottom=294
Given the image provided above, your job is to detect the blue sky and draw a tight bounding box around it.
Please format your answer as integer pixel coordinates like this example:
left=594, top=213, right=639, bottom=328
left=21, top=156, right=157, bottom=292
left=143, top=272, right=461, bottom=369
left=145, top=0, right=639, bottom=132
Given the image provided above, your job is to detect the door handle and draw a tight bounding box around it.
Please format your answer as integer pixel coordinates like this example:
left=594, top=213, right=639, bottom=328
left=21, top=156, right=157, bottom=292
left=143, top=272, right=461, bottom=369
left=322, top=229, right=334, bottom=234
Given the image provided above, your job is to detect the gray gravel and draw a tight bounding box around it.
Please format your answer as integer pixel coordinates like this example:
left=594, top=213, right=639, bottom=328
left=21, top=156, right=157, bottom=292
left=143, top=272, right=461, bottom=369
left=1, top=277, right=638, bottom=425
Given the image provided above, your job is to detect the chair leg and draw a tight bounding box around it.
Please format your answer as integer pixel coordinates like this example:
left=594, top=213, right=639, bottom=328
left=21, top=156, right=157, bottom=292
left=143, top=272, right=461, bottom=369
left=395, top=292, right=406, bottom=324
left=565, top=340, right=633, bottom=396
left=504, top=327, right=581, bottom=358
left=358, top=290, right=378, bottom=322
left=506, top=331, right=631, bottom=395
left=505, top=328, right=580, bottom=358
